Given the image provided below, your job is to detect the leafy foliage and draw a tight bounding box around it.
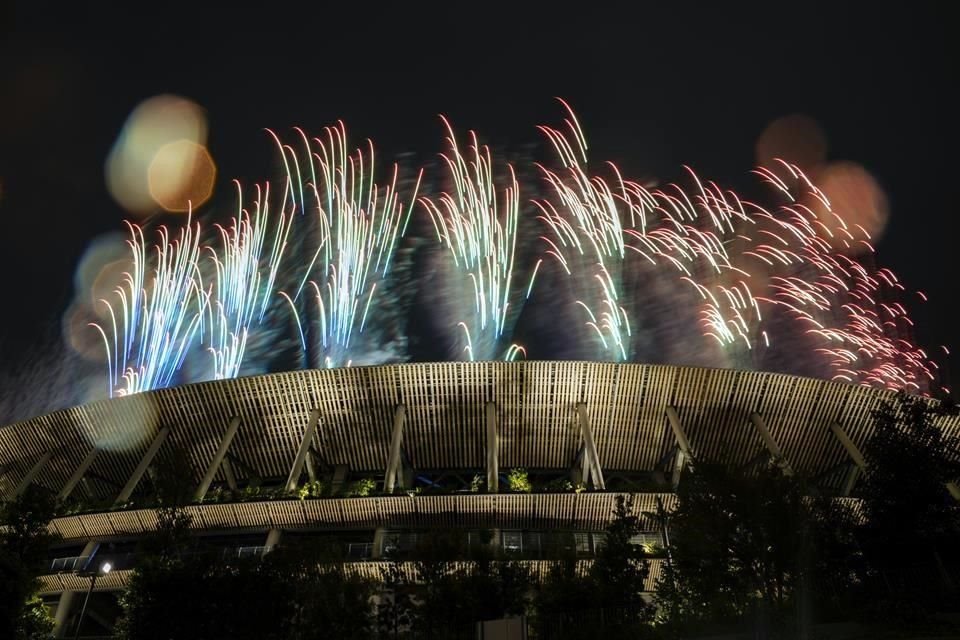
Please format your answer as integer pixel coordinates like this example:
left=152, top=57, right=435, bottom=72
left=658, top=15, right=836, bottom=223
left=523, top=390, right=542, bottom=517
left=345, top=478, right=377, bottom=497
left=655, top=463, right=863, bottom=637
left=534, top=495, right=653, bottom=639
left=854, top=393, right=960, bottom=628
left=117, top=541, right=375, bottom=640
left=0, top=486, right=59, bottom=639
left=506, top=468, right=531, bottom=493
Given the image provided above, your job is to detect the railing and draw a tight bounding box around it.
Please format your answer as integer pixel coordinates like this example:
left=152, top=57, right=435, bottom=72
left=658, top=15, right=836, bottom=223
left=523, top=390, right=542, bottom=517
left=49, top=552, right=137, bottom=573
left=50, top=555, right=91, bottom=572
left=233, top=545, right=266, bottom=559
left=347, top=542, right=374, bottom=559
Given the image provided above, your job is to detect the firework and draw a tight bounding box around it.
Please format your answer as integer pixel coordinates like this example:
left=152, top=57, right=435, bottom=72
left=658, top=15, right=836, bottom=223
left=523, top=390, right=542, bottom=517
left=79, top=104, right=940, bottom=403
left=535, top=99, right=636, bottom=361
left=421, top=117, right=523, bottom=360
left=204, top=180, right=294, bottom=379
left=270, top=123, right=422, bottom=367
left=91, top=217, right=207, bottom=396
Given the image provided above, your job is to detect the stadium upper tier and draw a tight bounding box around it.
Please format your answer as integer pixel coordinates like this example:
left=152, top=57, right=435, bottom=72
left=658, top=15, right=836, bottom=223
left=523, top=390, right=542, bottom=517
left=3, top=361, right=955, bottom=506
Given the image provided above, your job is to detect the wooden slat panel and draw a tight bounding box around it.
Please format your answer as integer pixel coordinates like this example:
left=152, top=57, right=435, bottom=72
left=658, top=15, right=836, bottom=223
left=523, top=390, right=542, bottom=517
left=3, top=363, right=956, bottom=497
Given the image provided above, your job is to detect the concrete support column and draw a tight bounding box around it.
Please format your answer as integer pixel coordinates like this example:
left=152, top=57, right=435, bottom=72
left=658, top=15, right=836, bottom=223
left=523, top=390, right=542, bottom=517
left=488, top=528, right=501, bottom=554
left=665, top=407, right=694, bottom=490
left=486, top=402, right=499, bottom=492
left=264, top=528, right=282, bottom=556
left=114, top=427, right=170, bottom=506
left=286, top=410, right=321, bottom=492
left=52, top=590, right=76, bottom=638
left=384, top=405, right=406, bottom=494
left=750, top=413, right=793, bottom=476
left=58, top=449, right=99, bottom=501
left=946, top=481, right=960, bottom=502
left=222, top=457, right=238, bottom=491
left=576, top=403, right=605, bottom=490
left=841, top=465, right=861, bottom=497
left=15, top=450, right=53, bottom=497
left=830, top=422, right=866, bottom=496
left=372, top=528, right=387, bottom=559
left=331, top=465, right=349, bottom=495
left=79, top=539, right=100, bottom=570
left=194, top=417, right=241, bottom=502
left=80, top=477, right=97, bottom=500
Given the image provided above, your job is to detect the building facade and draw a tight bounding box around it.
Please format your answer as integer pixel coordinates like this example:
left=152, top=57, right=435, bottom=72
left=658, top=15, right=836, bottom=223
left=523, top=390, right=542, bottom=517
left=2, top=361, right=956, bottom=636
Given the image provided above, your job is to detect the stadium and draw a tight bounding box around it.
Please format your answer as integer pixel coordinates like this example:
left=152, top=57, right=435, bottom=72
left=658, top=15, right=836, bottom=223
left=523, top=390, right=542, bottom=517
left=3, top=360, right=948, bottom=637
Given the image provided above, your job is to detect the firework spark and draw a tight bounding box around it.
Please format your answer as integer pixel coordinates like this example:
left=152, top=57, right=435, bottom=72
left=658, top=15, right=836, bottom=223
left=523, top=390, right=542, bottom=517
left=421, top=117, right=523, bottom=360
left=271, top=123, right=422, bottom=367
left=81, top=104, right=941, bottom=402
left=204, top=180, right=294, bottom=379
left=91, top=217, right=207, bottom=396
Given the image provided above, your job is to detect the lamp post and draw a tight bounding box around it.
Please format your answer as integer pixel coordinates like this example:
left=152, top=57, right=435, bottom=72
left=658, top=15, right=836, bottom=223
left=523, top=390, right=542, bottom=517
left=73, top=561, right=111, bottom=640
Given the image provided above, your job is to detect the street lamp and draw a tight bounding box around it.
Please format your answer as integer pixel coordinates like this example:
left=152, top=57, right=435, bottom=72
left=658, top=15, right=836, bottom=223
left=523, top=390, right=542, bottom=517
left=73, top=560, right=111, bottom=640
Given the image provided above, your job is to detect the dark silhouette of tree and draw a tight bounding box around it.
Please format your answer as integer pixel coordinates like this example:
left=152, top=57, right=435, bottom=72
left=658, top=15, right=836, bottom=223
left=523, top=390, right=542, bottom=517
left=534, top=495, right=653, bottom=639
left=0, top=485, right=59, bottom=639
left=856, top=392, right=960, bottom=628
left=532, top=553, right=596, bottom=640
left=377, top=561, right=416, bottom=639
left=116, top=540, right=375, bottom=640
left=655, top=463, right=861, bottom=638
left=407, top=529, right=532, bottom=639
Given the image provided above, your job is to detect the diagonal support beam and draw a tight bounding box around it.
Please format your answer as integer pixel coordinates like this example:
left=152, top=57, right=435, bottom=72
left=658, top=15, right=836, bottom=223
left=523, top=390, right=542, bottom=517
left=384, top=405, right=407, bottom=494
left=14, top=450, right=54, bottom=498
left=58, top=448, right=99, bottom=500
left=221, top=457, right=238, bottom=491
left=665, top=407, right=694, bottom=490
left=750, top=413, right=793, bottom=476
left=829, top=422, right=866, bottom=496
left=947, top=482, right=960, bottom=502
left=286, top=409, right=321, bottom=492
left=832, top=421, right=958, bottom=501
left=194, top=417, right=242, bottom=502
left=263, top=528, right=282, bottom=556
left=114, top=427, right=170, bottom=505
left=576, top=403, right=605, bottom=490
left=829, top=422, right=866, bottom=468
left=486, top=402, right=499, bottom=492
left=570, top=444, right=586, bottom=485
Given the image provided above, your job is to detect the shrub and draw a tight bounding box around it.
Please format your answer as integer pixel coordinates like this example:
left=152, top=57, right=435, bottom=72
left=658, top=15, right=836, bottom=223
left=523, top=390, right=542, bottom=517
left=507, top=468, right=531, bottom=493
left=297, top=480, right=325, bottom=500
left=346, top=478, right=376, bottom=497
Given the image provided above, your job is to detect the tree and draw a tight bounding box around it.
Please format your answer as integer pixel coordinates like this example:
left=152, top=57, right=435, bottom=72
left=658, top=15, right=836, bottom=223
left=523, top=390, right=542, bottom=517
left=594, top=498, right=652, bottom=604
left=0, top=485, right=60, bottom=639
left=655, top=463, right=861, bottom=637
left=856, top=392, right=960, bottom=626
left=377, top=561, right=416, bottom=639
left=534, top=495, right=653, bottom=639
left=860, top=393, right=960, bottom=542
left=404, top=529, right=533, bottom=638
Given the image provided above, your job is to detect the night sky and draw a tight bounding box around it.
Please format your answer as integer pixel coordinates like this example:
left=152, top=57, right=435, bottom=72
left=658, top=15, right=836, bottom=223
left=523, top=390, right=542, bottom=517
left=1, top=5, right=957, bottom=405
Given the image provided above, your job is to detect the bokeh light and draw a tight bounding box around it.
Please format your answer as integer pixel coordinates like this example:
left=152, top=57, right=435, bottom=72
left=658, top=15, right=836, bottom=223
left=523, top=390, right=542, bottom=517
left=105, top=95, right=213, bottom=215
left=806, top=161, right=890, bottom=251
left=756, top=114, right=828, bottom=171
left=66, top=232, right=133, bottom=363
left=148, top=140, right=216, bottom=212
left=64, top=300, right=107, bottom=363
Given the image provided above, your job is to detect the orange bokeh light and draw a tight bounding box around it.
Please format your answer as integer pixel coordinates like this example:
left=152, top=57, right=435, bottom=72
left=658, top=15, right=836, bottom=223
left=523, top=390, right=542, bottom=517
left=807, top=161, right=890, bottom=252
left=148, top=140, right=217, bottom=213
